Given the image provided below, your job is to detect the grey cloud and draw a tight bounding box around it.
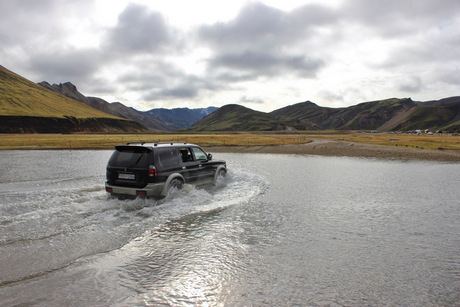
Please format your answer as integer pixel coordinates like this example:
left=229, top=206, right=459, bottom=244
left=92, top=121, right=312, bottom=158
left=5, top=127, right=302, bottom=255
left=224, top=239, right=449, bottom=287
left=87, top=82, right=117, bottom=95
left=199, top=3, right=286, bottom=49
left=0, top=0, right=93, bottom=44
left=118, top=62, right=181, bottom=84
left=439, top=72, right=460, bottom=86
left=199, top=2, right=337, bottom=51
left=28, top=48, right=101, bottom=84
left=142, top=74, right=221, bottom=101
left=213, top=72, right=258, bottom=82
left=157, top=86, right=198, bottom=99
left=106, top=4, right=179, bottom=54
left=210, top=50, right=324, bottom=78
left=240, top=96, right=265, bottom=104
left=290, top=3, right=337, bottom=25
left=342, top=0, right=460, bottom=37
left=376, top=18, right=459, bottom=82
left=144, top=84, right=198, bottom=101
left=212, top=51, right=277, bottom=70
left=430, top=66, right=460, bottom=86
left=398, top=76, right=423, bottom=93
left=199, top=2, right=332, bottom=82
left=115, top=60, right=196, bottom=95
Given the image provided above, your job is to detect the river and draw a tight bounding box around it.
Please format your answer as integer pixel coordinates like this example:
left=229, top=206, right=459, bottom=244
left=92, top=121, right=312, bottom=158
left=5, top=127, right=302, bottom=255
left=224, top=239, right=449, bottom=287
left=0, top=150, right=459, bottom=306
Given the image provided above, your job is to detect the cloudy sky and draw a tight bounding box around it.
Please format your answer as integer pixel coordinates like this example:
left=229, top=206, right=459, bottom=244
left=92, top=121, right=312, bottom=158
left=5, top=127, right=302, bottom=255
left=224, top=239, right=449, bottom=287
left=1, top=0, right=459, bottom=112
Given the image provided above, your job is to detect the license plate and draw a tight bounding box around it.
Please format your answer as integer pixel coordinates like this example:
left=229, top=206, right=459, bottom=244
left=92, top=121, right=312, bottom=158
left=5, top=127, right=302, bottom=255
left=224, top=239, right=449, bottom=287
left=119, top=173, right=135, bottom=180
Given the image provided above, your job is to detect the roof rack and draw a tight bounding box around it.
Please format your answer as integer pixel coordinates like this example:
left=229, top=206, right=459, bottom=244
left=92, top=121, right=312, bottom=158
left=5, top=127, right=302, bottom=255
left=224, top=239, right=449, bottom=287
left=125, top=141, right=188, bottom=146
left=152, top=142, right=188, bottom=146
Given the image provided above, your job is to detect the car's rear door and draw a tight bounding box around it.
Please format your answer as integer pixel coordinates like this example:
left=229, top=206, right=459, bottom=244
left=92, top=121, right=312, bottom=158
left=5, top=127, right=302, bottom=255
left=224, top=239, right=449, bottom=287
left=154, top=148, right=182, bottom=179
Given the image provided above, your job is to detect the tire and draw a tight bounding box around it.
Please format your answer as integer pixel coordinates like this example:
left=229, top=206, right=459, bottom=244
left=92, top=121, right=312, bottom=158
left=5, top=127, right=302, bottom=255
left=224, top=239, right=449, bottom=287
left=214, top=168, right=227, bottom=186
left=217, top=169, right=227, bottom=178
left=169, top=178, right=183, bottom=190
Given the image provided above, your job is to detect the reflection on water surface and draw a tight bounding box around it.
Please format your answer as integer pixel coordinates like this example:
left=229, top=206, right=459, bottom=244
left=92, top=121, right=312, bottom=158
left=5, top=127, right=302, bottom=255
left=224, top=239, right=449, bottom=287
left=0, top=151, right=459, bottom=306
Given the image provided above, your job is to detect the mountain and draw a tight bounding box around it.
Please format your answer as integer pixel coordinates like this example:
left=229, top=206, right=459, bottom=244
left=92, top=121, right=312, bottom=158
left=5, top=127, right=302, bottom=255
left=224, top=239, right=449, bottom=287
left=191, top=97, right=460, bottom=132
left=380, top=99, right=460, bottom=132
left=270, top=101, right=340, bottom=130
left=142, top=107, right=218, bottom=130
left=323, top=98, right=416, bottom=130
left=39, top=81, right=216, bottom=131
left=189, top=104, right=292, bottom=131
left=0, top=65, right=148, bottom=133
left=416, top=96, right=460, bottom=106
left=39, top=81, right=168, bottom=131
left=4, top=65, right=458, bottom=133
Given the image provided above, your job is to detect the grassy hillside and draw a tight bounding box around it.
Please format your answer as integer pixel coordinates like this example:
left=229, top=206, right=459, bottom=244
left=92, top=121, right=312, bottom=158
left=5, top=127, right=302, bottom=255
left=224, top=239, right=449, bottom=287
left=193, top=98, right=459, bottom=132
left=0, top=65, right=120, bottom=119
left=0, top=65, right=150, bottom=133
left=271, top=101, right=339, bottom=130
left=190, top=104, right=288, bottom=131
left=269, top=98, right=416, bottom=130
left=334, top=98, right=416, bottom=130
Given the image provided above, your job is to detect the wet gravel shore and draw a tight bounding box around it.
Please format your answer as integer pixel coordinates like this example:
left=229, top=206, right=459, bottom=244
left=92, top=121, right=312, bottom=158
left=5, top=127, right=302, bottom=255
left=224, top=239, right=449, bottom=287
left=205, top=139, right=460, bottom=162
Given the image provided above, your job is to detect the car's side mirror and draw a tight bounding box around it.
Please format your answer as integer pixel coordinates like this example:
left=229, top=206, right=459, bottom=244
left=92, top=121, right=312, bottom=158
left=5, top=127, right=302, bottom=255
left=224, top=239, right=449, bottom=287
left=207, top=153, right=212, bottom=160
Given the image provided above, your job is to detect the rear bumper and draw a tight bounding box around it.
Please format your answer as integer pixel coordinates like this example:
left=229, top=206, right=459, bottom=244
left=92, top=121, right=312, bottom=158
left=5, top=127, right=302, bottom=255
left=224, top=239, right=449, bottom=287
left=105, top=182, right=165, bottom=197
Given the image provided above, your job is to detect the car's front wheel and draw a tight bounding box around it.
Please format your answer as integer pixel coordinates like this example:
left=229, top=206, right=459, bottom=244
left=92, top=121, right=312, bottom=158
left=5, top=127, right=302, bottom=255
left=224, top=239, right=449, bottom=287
left=214, top=168, right=227, bottom=186
left=217, top=169, right=226, bottom=178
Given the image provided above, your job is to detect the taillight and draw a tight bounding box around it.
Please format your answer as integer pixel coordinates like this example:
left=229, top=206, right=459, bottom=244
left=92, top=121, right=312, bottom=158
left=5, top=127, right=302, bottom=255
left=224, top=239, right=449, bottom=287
left=106, top=187, right=113, bottom=193
left=149, top=165, right=157, bottom=176
left=137, top=190, right=147, bottom=196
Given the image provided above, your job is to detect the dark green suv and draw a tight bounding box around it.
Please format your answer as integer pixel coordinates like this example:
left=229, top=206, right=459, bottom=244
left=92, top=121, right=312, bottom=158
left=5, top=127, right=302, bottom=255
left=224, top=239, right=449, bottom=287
left=105, top=142, right=227, bottom=198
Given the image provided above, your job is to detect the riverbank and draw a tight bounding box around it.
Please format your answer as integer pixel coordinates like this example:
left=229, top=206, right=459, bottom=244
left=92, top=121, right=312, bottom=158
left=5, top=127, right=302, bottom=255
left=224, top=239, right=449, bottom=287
left=205, top=139, right=460, bottom=162
left=1, top=133, right=459, bottom=161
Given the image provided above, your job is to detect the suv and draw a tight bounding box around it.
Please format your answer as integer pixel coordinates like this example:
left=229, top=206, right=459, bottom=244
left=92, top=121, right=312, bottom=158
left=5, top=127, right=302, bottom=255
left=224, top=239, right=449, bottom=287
left=105, top=142, right=227, bottom=198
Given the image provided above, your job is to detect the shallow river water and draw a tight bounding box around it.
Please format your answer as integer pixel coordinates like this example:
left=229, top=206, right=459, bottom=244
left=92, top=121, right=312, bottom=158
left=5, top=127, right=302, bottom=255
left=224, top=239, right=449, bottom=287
left=0, top=150, right=459, bottom=306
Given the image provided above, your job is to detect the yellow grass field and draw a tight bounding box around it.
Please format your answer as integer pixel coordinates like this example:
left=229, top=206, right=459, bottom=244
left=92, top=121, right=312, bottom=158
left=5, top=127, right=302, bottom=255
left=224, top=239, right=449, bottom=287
left=0, top=132, right=459, bottom=151
left=0, top=133, right=310, bottom=149
left=317, top=132, right=460, bottom=150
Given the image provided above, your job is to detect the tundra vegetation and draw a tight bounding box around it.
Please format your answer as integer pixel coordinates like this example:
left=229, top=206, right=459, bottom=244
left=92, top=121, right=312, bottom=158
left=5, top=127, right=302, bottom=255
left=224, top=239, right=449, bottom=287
left=0, top=132, right=459, bottom=151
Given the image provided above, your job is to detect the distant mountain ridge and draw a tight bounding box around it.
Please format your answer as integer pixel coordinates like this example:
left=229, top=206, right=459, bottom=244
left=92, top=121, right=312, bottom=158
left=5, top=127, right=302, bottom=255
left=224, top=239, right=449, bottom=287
left=39, top=81, right=216, bottom=131
left=142, top=107, right=218, bottom=130
left=39, top=81, right=168, bottom=131
left=191, top=97, right=460, bottom=132
left=2, top=65, right=459, bottom=133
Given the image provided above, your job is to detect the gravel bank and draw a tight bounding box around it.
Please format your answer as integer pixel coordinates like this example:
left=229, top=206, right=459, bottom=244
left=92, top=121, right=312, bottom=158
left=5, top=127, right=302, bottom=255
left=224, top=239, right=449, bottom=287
left=205, top=139, right=460, bottom=162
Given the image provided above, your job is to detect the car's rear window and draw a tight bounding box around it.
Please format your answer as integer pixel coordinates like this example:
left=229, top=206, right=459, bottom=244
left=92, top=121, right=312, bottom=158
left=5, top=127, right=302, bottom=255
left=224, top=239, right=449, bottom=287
left=109, top=150, right=149, bottom=168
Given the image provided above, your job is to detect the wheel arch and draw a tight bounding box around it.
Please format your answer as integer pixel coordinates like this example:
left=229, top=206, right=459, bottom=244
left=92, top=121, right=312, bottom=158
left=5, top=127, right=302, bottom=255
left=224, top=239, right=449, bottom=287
left=160, top=173, right=185, bottom=196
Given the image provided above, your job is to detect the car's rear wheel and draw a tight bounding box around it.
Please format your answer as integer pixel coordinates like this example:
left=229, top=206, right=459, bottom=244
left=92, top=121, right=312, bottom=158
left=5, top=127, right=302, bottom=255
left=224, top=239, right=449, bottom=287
left=169, top=178, right=183, bottom=190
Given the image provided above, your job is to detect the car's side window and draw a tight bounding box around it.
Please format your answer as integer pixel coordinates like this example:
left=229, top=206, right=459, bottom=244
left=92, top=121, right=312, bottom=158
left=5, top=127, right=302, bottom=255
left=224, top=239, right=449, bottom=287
left=179, top=147, right=194, bottom=162
left=192, top=147, right=207, bottom=161
left=157, top=148, right=180, bottom=167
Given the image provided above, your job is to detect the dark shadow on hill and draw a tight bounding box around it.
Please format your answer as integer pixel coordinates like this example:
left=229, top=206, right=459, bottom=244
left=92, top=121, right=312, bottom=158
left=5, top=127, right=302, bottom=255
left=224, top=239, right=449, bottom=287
left=0, top=116, right=149, bottom=133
